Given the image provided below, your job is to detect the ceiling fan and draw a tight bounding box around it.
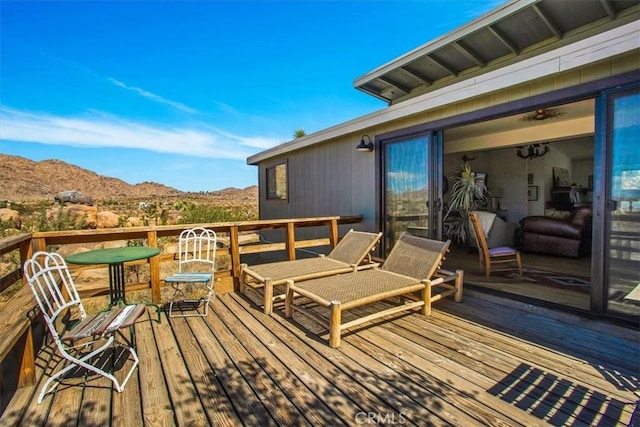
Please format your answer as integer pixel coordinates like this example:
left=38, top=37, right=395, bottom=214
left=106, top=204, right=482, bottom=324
left=521, top=108, right=566, bottom=122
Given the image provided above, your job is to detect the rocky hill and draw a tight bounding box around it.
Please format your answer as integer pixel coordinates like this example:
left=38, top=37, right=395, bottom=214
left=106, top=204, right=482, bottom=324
left=0, top=154, right=257, bottom=203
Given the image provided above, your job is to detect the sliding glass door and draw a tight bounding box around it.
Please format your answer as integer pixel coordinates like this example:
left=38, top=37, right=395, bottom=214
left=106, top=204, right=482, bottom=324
left=382, top=132, right=442, bottom=255
left=603, top=86, right=640, bottom=319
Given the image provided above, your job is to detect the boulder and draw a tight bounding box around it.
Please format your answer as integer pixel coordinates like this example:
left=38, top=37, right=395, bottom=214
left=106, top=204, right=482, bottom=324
left=0, top=208, right=21, bottom=229
left=55, top=190, right=94, bottom=205
left=97, top=211, right=120, bottom=228
left=48, top=205, right=98, bottom=229
left=66, top=205, right=98, bottom=229
left=127, top=217, right=143, bottom=227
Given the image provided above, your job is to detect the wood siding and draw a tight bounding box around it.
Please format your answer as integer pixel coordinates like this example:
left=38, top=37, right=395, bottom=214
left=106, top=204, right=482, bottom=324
left=259, top=139, right=377, bottom=238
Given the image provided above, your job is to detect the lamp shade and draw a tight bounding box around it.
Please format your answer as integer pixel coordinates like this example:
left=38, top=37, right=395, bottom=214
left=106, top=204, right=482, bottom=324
left=356, top=135, right=374, bottom=152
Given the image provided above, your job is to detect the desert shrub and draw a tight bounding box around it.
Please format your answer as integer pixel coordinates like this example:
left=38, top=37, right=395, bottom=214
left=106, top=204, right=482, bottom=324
left=178, top=203, right=251, bottom=224
left=21, top=203, right=87, bottom=232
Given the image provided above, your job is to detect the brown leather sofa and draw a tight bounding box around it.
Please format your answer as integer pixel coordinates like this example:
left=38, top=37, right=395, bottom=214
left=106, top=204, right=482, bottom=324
left=520, top=205, right=592, bottom=258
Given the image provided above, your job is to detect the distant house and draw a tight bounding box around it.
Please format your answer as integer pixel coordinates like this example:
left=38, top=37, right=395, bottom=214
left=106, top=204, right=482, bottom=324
left=247, top=0, right=640, bottom=322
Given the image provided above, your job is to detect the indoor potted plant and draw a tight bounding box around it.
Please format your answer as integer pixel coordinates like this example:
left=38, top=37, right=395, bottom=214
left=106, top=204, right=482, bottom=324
left=443, top=162, right=487, bottom=244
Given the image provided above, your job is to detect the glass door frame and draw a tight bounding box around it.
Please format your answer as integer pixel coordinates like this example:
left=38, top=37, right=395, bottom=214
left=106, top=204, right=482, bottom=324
left=594, top=82, right=640, bottom=320
left=379, top=130, right=444, bottom=255
left=373, top=70, right=638, bottom=321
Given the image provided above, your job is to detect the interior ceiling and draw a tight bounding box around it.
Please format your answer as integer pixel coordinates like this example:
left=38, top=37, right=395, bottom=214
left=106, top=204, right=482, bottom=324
left=446, top=98, right=594, bottom=139
left=444, top=98, right=596, bottom=159
left=354, top=0, right=639, bottom=104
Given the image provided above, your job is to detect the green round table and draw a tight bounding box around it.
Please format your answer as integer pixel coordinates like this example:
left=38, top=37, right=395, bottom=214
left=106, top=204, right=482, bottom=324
left=66, top=246, right=161, bottom=307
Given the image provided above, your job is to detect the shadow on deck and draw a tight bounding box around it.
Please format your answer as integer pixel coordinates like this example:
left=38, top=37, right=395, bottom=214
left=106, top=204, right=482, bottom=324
left=1, top=289, right=638, bottom=426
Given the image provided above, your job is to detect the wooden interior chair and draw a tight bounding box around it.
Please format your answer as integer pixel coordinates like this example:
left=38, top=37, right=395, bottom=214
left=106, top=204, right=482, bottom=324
left=164, top=227, right=217, bottom=317
left=469, top=211, right=522, bottom=278
left=24, top=251, right=146, bottom=404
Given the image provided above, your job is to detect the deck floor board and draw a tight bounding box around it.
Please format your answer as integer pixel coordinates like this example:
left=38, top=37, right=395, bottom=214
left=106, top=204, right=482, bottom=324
left=152, top=310, right=207, bottom=426
left=221, top=292, right=364, bottom=425
left=1, top=289, right=637, bottom=426
left=214, top=293, right=348, bottom=426
left=204, top=297, right=310, bottom=427
left=136, top=309, right=176, bottom=427
left=429, top=295, right=639, bottom=400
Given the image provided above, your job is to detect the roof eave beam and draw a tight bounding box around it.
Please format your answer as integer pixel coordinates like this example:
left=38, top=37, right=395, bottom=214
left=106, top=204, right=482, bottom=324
left=399, top=67, right=433, bottom=87
left=488, top=25, right=520, bottom=55
left=424, top=55, right=458, bottom=77
left=377, top=76, right=412, bottom=95
left=599, top=0, right=616, bottom=19
left=452, top=42, right=486, bottom=68
left=532, top=4, right=563, bottom=39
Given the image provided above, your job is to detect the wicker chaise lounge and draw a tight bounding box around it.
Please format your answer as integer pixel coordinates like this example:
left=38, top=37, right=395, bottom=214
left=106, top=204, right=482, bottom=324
left=240, top=229, right=382, bottom=315
left=284, top=233, right=464, bottom=348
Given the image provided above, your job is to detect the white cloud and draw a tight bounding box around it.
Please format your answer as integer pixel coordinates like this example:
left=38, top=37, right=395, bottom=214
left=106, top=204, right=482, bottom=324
left=0, top=107, right=284, bottom=160
left=204, top=126, right=284, bottom=149
left=109, top=78, right=200, bottom=114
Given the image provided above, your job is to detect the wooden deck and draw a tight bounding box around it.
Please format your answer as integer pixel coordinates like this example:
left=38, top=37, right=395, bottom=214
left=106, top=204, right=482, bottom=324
left=1, top=289, right=638, bottom=426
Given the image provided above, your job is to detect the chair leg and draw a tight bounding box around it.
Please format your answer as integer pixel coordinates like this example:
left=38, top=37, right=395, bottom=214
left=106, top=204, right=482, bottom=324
left=454, top=269, right=464, bottom=302
left=169, top=281, right=213, bottom=318
left=422, top=282, right=432, bottom=316
left=329, top=301, right=342, bottom=349
left=284, top=281, right=294, bottom=318
left=263, top=279, right=273, bottom=315
left=239, top=264, right=248, bottom=294
left=516, top=253, right=523, bottom=277
left=39, top=335, right=139, bottom=404
left=168, top=282, right=183, bottom=318
left=201, top=286, right=214, bottom=317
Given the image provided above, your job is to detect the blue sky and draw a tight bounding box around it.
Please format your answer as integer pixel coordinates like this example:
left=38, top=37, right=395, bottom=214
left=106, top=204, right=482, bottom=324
left=0, top=0, right=502, bottom=192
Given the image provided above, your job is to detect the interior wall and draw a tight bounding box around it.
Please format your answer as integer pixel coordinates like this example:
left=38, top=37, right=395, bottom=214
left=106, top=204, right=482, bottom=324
left=444, top=136, right=594, bottom=224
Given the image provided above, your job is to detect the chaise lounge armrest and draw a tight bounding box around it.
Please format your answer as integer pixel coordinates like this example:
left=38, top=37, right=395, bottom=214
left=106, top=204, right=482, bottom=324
left=521, top=216, right=583, bottom=240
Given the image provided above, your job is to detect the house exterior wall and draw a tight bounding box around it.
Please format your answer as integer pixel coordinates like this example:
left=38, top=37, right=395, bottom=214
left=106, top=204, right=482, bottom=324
left=257, top=50, right=638, bottom=236
left=258, top=137, right=377, bottom=239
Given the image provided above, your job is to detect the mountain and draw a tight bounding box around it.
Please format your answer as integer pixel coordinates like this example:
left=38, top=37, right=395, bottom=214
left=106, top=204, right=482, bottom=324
left=0, top=154, right=257, bottom=202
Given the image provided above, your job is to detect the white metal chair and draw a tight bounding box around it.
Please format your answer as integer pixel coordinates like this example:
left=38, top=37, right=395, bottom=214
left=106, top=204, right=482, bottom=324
left=24, top=251, right=145, bottom=404
left=164, top=227, right=217, bottom=317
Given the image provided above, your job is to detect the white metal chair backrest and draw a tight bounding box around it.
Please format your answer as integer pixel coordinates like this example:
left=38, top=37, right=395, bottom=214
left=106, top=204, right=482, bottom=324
left=177, top=227, right=217, bottom=273
left=24, top=251, right=87, bottom=344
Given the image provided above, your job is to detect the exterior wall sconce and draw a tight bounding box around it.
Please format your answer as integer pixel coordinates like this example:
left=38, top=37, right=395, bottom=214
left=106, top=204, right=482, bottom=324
left=356, top=134, right=374, bottom=152
left=516, top=143, right=549, bottom=159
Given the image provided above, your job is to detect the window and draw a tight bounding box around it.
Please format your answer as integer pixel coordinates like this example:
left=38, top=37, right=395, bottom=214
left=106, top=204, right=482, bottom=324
left=266, top=162, right=288, bottom=200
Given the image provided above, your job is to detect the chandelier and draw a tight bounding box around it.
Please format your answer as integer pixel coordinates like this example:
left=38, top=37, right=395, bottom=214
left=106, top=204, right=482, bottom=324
left=516, top=143, right=549, bottom=159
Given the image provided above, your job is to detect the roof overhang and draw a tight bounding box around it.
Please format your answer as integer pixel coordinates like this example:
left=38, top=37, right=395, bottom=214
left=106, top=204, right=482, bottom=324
left=354, top=0, right=640, bottom=104
left=247, top=0, right=640, bottom=165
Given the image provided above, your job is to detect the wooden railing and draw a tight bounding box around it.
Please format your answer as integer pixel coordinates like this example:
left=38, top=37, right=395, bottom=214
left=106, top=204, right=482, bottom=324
left=0, top=234, right=37, bottom=395
left=0, top=215, right=362, bottom=395
left=0, top=234, right=33, bottom=294
left=28, top=215, right=362, bottom=302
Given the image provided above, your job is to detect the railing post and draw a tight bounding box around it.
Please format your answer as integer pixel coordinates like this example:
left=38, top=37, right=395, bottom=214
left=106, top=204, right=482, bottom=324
left=286, top=222, right=296, bottom=260
left=17, top=326, right=35, bottom=387
left=19, top=237, right=32, bottom=287
left=230, top=225, right=241, bottom=288
left=32, top=237, right=46, bottom=254
left=147, top=230, right=161, bottom=304
left=329, top=219, right=339, bottom=248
